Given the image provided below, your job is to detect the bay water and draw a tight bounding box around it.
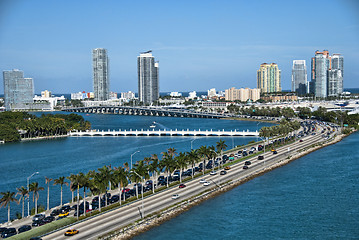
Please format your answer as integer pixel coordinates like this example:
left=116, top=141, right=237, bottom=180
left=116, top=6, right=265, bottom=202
left=0, top=113, right=269, bottom=223
left=134, top=132, right=359, bottom=240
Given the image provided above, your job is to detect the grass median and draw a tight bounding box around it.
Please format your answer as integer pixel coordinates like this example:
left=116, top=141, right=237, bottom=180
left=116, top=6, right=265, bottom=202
left=7, top=217, right=76, bottom=240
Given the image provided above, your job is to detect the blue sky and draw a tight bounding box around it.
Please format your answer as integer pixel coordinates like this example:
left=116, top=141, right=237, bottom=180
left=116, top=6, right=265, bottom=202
left=0, top=0, right=358, bottom=94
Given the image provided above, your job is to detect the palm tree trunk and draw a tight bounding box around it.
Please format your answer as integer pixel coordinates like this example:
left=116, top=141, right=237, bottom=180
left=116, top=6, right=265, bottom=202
left=83, top=188, right=86, bottom=216
left=71, top=190, right=74, bottom=203
left=60, top=186, right=63, bottom=206
left=166, top=171, right=169, bottom=188
left=22, top=198, right=24, bottom=218
left=180, top=168, right=182, bottom=183
left=76, top=186, right=79, bottom=220
left=136, top=184, right=138, bottom=199
left=35, top=197, right=38, bottom=215
left=98, top=194, right=101, bottom=212
left=119, top=183, right=122, bottom=205
left=47, top=184, right=50, bottom=211
left=8, top=205, right=10, bottom=223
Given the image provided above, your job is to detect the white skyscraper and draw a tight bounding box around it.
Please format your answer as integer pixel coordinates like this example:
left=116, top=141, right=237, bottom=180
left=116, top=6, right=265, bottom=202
left=137, top=51, right=159, bottom=104
left=93, top=48, right=109, bottom=101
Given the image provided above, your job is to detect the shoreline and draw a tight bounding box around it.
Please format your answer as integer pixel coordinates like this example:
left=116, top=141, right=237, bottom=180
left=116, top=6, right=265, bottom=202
left=104, top=131, right=354, bottom=240
left=20, top=134, right=69, bottom=142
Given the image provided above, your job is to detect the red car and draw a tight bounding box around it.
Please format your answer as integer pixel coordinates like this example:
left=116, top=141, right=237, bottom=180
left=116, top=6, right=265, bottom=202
left=122, top=188, right=130, bottom=193
left=179, top=184, right=186, bottom=188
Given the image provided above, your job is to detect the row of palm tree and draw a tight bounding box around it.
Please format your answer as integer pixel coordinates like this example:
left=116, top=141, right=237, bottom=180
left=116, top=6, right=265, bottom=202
left=0, top=140, right=228, bottom=223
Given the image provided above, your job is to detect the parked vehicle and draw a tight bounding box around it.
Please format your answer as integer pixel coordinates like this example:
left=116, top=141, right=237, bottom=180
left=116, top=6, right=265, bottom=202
left=18, top=225, right=31, bottom=233
left=1, top=228, right=17, bottom=238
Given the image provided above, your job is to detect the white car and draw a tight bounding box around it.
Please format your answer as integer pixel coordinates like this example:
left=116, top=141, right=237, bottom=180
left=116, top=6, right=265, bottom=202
left=210, top=171, right=217, bottom=175
left=199, top=179, right=206, bottom=183
left=172, top=194, right=180, bottom=200
left=203, top=181, right=211, bottom=186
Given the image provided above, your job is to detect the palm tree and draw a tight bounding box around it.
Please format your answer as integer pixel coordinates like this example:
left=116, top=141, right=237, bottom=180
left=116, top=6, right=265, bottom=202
left=53, top=176, right=68, bottom=207
left=187, top=149, right=200, bottom=178
left=67, top=174, right=76, bottom=203
left=98, top=166, right=112, bottom=207
left=167, top=147, right=177, bottom=158
left=161, top=152, right=174, bottom=187
left=216, top=140, right=227, bottom=160
left=175, top=152, right=188, bottom=183
left=71, top=173, right=83, bottom=219
left=149, top=154, right=160, bottom=193
left=79, top=172, right=90, bottom=216
left=92, top=172, right=106, bottom=212
left=45, top=177, right=53, bottom=211
left=113, top=166, right=128, bottom=205
left=0, top=191, right=19, bottom=223
left=29, top=182, right=44, bottom=215
left=16, top=186, right=29, bottom=218
left=198, top=145, right=209, bottom=175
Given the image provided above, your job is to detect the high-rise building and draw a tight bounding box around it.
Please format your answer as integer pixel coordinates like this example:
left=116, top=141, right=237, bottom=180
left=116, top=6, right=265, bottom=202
left=3, top=69, right=34, bottom=110
left=137, top=51, right=159, bottom=104
left=311, top=50, right=330, bottom=98
left=311, top=50, right=343, bottom=98
left=93, top=48, right=109, bottom=101
left=291, top=60, right=307, bottom=95
left=257, top=63, right=281, bottom=93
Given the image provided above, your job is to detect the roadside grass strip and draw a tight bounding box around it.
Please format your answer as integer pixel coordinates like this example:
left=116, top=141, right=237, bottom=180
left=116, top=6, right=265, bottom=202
left=7, top=217, right=76, bottom=240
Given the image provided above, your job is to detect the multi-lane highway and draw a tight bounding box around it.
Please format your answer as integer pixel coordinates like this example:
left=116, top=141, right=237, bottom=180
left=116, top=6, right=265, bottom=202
left=41, top=123, right=335, bottom=240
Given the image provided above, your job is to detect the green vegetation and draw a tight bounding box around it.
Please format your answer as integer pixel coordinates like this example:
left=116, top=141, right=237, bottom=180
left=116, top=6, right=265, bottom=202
left=259, top=119, right=301, bottom=138
left=0, top=112, right=91, bottom=142
left=8, top=217, right=76, bottom=240
left=227, top=105, right=295, bottom=119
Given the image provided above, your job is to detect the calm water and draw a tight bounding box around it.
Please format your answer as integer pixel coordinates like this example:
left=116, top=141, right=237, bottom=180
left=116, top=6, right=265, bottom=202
left=134, top=132, right=359, bottom=240
left=0, top=113, right=270, bottom=222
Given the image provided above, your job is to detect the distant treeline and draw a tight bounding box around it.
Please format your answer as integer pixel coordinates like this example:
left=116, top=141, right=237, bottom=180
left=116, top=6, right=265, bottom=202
left=0, top=112, right=91, bottom=142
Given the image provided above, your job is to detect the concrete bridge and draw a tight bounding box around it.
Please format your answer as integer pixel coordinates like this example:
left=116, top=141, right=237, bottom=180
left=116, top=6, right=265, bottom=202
left=63, top=106, right=233, bottom=119
left=70, top=129, right=259, bottom=137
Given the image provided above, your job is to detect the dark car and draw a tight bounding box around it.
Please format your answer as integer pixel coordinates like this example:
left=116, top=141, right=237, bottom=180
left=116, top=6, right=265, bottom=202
left=1, top=228, right=17, bottom=238
left=245, top=161, right=251, bottom=165
left=0, top=228, right=7, bottom=234
left=60, top=205, right=71, bottom=213
left=30, top=237, right=42, bottom=240
left=179, top=183, right=186, bottom=188
left=43, top=216, right=55, bottom=223
left=258, top=155, right=264, bottom=160
left=32, top=220, right=46, bottom=227
left=50, top=209, right=61, bottom=216
left=32, top=214, right=45, bottom=221
left=273, top=151, right=277, bottom=154
left=243, top=165, right=249, bottom=170
left=18, top=225, right=31, bottom=233
left=220, top=170, right=227, bottom=175
left=110, top=195, right=120, bottom=203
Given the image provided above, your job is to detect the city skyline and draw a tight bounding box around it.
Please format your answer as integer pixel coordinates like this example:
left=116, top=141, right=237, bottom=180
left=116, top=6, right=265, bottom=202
left=0, top=0, right=358, bottom=94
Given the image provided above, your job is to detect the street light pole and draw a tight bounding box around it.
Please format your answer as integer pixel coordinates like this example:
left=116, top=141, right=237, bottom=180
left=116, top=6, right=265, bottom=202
left=132, top=171, right=144, bottom=218
left=27, top=171, right=39, bottom=217
left=130, top=150, right=140, bottom=170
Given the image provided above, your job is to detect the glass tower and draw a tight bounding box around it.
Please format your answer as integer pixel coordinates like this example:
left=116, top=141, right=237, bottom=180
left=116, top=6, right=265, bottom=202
left=291, top=60, right=307, bottom=96
left=92, top=48, right=109, bottom=101
left=3, top=69, right=34, bottom=111
left=137, top=51, right=159, bottom=104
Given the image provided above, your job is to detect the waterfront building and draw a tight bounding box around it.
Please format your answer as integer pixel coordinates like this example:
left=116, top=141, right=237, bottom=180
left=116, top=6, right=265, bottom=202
left=188, top=91, right=197, bottom=99
left=257, top=63, right=281, bottom=93
left=33, top=92, right=65, bottom=110
left=207, top=88, right=217, bottom=98
left=109, top=92, right=118, bottom=100
left=3, top=69, right=34, bottom=111
left=202, top=101, right=234, bottom=110
left=93, top=48, right=109, bottom=101
left=137, top=51, right=159, bottom=104
left=41, top=90, right=52, bottom=98
left=291, top=60, right=307, bottom=95
left=170, top=92, right=182, bottom=97
left=120, top=91, right=136, bottom=100
left=261, top=93, right=298, bottom=102
left=225, top=87, right=261, bottom=102
left=310, top=50, right=344, bottom=98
